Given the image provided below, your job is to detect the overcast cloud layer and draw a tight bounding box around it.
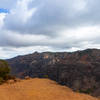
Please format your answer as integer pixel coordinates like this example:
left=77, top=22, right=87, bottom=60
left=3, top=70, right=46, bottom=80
left=0, top=0, right=100, bottom=58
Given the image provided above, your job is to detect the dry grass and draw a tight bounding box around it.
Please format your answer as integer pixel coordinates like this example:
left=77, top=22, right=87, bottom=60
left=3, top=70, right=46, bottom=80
left=0, top=78, right=98, bottom=100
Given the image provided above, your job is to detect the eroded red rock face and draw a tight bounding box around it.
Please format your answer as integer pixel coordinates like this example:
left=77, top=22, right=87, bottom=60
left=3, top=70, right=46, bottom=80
left=7, top=49, right=100, bottom=97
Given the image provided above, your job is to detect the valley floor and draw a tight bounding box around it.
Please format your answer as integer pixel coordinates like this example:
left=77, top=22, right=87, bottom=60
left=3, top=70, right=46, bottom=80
left=0, top=78, right=99, bottom=100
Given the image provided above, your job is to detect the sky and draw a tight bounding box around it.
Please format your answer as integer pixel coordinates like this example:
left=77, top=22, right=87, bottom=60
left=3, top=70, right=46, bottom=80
left=0, top=0, right=100, bottom=59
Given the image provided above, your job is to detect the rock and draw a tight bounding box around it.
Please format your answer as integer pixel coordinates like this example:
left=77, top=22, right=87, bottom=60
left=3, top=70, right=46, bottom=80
left=14, top=78, right=21, bottom=82
left=7, top=49, right=100, bottom=97
left=7, top=80, right=15, bottom=84
left=25, top=76, right=31, bottom=80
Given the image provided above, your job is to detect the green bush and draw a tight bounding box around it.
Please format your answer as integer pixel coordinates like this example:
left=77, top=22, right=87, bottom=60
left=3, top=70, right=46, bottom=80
left=79, top=88, right=93, bottom=94
left=43, top=75, right=49, bottom=78
left=0, top=60, right=11, bottom=84
left=0, top=77, right=4, bottom=84
left=0, top=66, right=10, bottom=78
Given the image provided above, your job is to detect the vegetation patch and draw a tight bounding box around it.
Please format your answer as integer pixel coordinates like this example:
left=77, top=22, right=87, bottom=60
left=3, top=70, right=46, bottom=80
left=0, top=60, right=14, bottom=84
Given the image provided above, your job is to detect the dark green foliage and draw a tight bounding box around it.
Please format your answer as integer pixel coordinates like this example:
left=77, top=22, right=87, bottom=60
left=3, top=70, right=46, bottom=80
left=43, top=75, right=49, bottom=78
left=0, top=60, right=11, bottom=84
left=0, top=66, right=10, bottom=78
left=0, top=77, right=4, bottom=84
left=79, top=88, right=93, bottom=94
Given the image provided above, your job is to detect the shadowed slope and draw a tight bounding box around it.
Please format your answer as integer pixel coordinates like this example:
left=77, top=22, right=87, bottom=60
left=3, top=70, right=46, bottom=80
left=7, top=49, right=100, bottom=97
left=0, top=78, right=98, bottom=100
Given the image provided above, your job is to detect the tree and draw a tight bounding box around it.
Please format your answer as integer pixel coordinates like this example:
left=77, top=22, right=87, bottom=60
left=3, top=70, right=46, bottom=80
left=0, top=60, right=10, bottom=84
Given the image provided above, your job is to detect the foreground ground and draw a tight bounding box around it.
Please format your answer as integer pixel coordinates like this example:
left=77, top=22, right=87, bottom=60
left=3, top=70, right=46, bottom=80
left=0, top=78, right=99, bottom=100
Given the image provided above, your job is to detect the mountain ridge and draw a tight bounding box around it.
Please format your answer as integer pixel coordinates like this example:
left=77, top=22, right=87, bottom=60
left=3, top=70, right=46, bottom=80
left=7, top=49, right=100, bottom=97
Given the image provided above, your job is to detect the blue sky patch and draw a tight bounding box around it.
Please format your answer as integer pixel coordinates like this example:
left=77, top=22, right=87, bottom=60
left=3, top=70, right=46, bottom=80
left=0, top=8, right=9, bottom=13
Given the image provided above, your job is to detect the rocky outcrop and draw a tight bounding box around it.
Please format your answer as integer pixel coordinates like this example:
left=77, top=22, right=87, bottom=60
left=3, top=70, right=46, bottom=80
left=7, top=49, right=100, bottom=97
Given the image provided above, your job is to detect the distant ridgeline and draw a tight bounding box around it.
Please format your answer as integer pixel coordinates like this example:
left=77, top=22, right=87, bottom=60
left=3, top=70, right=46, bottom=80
left=7, top=49, right=100, bottom=97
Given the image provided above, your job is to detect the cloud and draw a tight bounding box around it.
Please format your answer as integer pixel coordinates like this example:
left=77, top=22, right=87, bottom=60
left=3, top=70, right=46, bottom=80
left=4, top=0, right=88, bottom=36
left=0, top=0, right=100, bottom=58
left=0, top=13, right=5, bottom=28
left=0, top=25, right=100, bottom=49
left=3, top=0, right=100, bottom=36
left=0, top=0, right=17, bottom=9
left=0, top=46, right=55, bottom=59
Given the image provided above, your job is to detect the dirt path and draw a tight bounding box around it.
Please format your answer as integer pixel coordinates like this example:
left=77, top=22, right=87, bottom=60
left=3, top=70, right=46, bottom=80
left=0, top=78, right=98, bottom=100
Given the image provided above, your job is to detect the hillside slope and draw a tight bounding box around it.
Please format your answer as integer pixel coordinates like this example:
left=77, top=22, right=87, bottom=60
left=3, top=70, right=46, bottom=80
left=7, top=49, right=100, bottom=97
left=0, top=78, right=98, bottom=100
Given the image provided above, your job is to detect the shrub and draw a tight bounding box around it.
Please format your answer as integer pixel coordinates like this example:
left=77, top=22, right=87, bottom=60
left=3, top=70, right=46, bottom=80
left=0, top=60, right=11, bottom=84
left=4, top=74, right=16, bottom=80
left=43, top=75, right=49, bottom=78
left=79, top=88, right=93, bottom=94
left=0, top=66, right=10, bottom=79
left=0, top=77, right=4, bottom=84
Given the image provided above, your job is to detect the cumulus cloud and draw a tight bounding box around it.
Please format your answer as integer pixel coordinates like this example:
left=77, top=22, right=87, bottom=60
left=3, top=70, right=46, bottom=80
left=0, top=0, right=17, bottom=9
left=4, top=0, right=88, bottom=35
left=0, top=0, right=100, bottom=58
left=0, top=13, right=5, bottom=28
left=3, top=0, right=100, bottom=36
